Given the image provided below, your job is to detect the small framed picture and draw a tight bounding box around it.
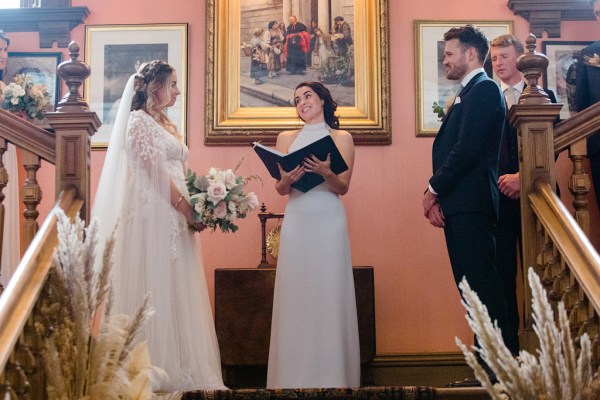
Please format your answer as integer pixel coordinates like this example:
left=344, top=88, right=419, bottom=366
left=414, top=20, right=513, bottom=136
left=84, top=23, right=188, bottom=149
left=542, top=40, right=593, bottom=119
left=6, top=51, right=62, bottom=108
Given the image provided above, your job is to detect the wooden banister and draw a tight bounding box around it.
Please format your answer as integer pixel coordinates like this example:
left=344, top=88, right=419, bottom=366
left=554, top=102, right=600, bottom=154
left=529, top=181, right=600, bottom=310
left=0, top=110, right=55, bottom=164
left=0, top=186, right=81, bottom=372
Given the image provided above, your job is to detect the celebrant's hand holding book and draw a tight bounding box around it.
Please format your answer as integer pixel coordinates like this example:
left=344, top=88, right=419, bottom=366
left=253, top=135, right=349, bottom=192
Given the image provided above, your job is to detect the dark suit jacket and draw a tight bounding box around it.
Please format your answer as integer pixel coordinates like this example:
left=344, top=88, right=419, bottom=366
left=499, top=85, right=558, bottom=175
left=576, top=40, right=600, bottom=156
left=430, top=71, right=506, bottom=219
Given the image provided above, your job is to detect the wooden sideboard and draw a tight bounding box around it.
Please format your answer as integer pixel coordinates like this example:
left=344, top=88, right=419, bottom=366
left=214, top=266, right=376, bottom=388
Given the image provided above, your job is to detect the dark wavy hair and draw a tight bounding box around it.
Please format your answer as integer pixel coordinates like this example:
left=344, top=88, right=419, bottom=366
left=0, top=30, right=9, bottom=81
left=444, top=25, right=490, bottom=64
left=294, top=81, right=340, bottom=129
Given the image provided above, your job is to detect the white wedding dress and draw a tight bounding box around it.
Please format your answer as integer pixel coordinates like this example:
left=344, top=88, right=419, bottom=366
left=93, top=98, right=225, bottom=391
left=0, top=144, right=20, bottom=288
left=266, top=122, right=360, bottom=389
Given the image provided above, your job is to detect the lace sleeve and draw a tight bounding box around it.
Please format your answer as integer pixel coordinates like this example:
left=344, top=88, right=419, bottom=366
left=126, top=111, right=162, bottom=172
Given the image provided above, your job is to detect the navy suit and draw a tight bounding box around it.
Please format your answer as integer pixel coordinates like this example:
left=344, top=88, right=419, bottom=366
left=430, top=71, right=515, bottom=353
left=576, top=40, right=600, bottom=211
left=496, top=85, right=558, bottom=354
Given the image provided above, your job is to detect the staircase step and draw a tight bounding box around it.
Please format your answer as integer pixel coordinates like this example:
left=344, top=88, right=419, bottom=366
left=181, top=387, right=490, bottom=400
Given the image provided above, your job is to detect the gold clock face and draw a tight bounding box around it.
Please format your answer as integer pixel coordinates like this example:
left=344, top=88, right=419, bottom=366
left=266, top=225, right=281, bottom=260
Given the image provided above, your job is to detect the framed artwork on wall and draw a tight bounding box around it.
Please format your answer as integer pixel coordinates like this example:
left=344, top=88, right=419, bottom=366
left=414, top=20, right=513, bottom=137
left=204, top=0, right=391, bottom=145
left=6, top=52, right=62, bottom=109
left=84, top=23, right=188, bottom=149
left=542, top=40, right=593, bottom=120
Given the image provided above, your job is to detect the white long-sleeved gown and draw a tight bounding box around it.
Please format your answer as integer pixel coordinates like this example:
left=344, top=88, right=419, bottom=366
left=106, top=110, right=225, bottom=392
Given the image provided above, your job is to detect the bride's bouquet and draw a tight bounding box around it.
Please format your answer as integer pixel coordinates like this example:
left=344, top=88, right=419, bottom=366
left=186, top=166, right=260, bottom=233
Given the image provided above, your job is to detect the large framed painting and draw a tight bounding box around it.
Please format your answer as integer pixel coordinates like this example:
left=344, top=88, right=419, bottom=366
left=542, top=40, right=593, bottom=120
left=414, top=20, right=513, bottom=137
left=6, top=52, right=62, bottom=108
left=84, top=23, right=188, bottom=149
left=204, top=0, right=391, bottom=145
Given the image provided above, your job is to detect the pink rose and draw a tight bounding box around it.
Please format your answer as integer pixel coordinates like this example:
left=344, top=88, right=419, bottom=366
left=213, top=201, right=227, bottom=219
left=207, top=182, right=227, bottom=205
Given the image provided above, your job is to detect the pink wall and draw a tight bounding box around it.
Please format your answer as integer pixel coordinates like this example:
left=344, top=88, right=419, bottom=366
left=7, top=0, right=599, bottom=355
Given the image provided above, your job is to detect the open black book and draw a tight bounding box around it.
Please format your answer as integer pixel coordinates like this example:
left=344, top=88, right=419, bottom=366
left=253, top=135, right=349, bottom=193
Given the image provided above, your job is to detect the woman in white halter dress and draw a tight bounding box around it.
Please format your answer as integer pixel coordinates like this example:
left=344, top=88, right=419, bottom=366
left=267, top=82, right=360, bottom=389
left=92, top=61, right=225, bottom=392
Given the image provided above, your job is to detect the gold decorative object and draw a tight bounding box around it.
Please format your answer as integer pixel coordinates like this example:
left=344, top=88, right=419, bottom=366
left=266, top=225, right=281, bottom=260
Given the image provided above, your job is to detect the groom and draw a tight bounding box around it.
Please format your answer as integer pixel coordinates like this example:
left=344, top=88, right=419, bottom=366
left=422, top=25, right=514, bottom=357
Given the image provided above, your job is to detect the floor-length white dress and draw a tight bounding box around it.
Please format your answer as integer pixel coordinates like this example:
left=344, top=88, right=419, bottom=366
left=107, top=110, right=225, bottom=392
left=0, top=143, right=20, bottom=287
left=266, top=121, right=360, bottom=389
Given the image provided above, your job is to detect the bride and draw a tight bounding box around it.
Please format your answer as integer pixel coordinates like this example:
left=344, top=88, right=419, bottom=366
left=92, top=60, right=226, bottom=392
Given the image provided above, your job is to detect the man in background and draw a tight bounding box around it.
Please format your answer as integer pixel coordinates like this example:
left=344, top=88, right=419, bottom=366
left=576, top=0, right=600, bottom=214
left=423, top=26, right=514, bottom=360
left=333, top=16, right=352, bottom=56
left=285, top=15, right=309, bottom=75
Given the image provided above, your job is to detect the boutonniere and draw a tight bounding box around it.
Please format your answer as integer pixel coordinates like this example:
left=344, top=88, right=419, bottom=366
left=584, top=53, right=600, bottom=68
left=454, top=96, right=461, bottom=104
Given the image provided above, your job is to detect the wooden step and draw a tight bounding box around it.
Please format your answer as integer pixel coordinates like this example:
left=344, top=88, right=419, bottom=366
left=181, top=386, right=490, bottom=400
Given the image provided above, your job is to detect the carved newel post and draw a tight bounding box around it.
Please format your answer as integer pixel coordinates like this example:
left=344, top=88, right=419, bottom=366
left=508, top=33, right=563, bottom=351
left=45, top=41, right=101, bottom=224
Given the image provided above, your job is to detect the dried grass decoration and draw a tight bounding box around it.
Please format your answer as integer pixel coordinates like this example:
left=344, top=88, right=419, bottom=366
left=40, top=209, right=176, bottom=400
left=456, top=267, right=600, bottom=400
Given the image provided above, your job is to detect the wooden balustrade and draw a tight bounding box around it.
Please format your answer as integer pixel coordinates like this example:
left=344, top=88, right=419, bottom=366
left=512, top=34, right=600, bottom=368
left=0, top=39, right=98, bottom=399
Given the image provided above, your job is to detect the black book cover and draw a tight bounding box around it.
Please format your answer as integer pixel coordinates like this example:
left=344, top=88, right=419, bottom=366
left=253, top=135, right=349, bottom=192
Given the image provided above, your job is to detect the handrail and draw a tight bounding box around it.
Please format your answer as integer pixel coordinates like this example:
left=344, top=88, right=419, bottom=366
left=529, top=180, right=600, bottom=311
left=0, top=109, right=56, bottom=164
left=0, top=186, right=82, bottom=371
left=554, top=102, right=600, bottom=154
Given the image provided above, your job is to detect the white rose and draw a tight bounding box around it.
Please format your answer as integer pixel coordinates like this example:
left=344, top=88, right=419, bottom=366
left=10, top=97, right=19, bottom=105
left=228, top=201, right=237, bottom=213
left=207, top=182, right=227, bottom=205
left=208, top=167, right=218, bottom=177
left=223, top=169, right=238, bottom=189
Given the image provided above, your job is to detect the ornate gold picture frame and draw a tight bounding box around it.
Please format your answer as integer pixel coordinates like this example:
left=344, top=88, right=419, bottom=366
left=204, top=0, right=391, bottom=145
left=414, top=20, right=513, bottom=137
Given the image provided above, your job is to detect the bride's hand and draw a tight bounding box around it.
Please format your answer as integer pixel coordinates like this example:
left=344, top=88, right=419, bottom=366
left=177, top=198, right=205, bottom=232
left=188, top=221, right=207, bottom=233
